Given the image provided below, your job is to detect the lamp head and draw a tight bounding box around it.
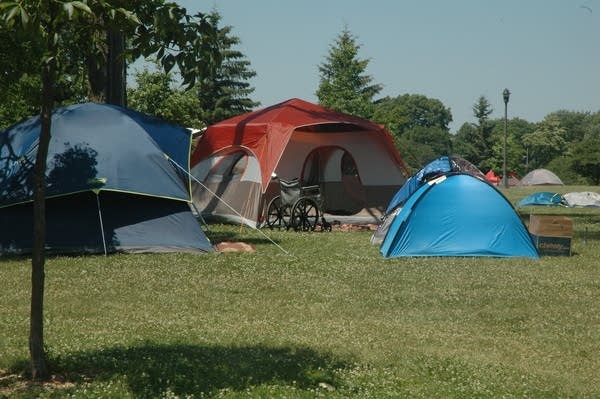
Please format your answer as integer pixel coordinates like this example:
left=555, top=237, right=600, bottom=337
left=503, top=88, right=510, bottom=104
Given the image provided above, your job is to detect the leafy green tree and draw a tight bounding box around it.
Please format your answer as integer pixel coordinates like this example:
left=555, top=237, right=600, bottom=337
left=545, top=156, right=587, bottom=185
left=522, top=115, right=567, bottom=169
left=547, top=110, right=589, bottom=143
left=0, top=74, right=40, bottom=129
left=486, top=117, right=536, bottom=176
left=197, top=10, right=259, bottom=125
left=0, top=17, right=87, bottom=127
left=373, top=94, right=452, bottom=135
left=583, top=111, right=600, bottom=140
left=316, top=27, right=382, bottom=119
left=453, top=122, right=483, bottom=167
left=488, top=133, right=525, bottom=176
left=396, top=137, right=434, bottom=171
left=571, top=139, right=600, bottom=184
left=127, top=68, right=202, bottom=128
left=372, top=94, right=452, bottom=165
left=406, top=126, right=452, bottom=158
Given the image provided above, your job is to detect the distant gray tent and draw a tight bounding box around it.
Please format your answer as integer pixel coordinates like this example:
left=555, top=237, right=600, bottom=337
left=519, top=168, right=564, bottom=186
left=564, top=192, right=600, bottom=207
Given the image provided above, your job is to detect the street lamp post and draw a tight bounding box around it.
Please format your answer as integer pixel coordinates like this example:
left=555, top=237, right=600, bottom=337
left=502, top=88, right=510, bottom=188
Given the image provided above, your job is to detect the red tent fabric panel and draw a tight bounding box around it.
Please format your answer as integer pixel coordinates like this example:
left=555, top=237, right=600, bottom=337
left=485, top=170, right=500, bottom=184
left=192, top=98, right=408, bottom=190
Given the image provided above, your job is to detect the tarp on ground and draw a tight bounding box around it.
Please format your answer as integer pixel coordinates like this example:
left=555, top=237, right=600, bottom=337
left=564, top=191, right=600, bottom=207
left=0, top=102, right=212, bottom=255
left=516, top=192, right=566, bottom=207
left=380, top=174, right=539, bottom=258
left=519, top=168, right=564, bottom=186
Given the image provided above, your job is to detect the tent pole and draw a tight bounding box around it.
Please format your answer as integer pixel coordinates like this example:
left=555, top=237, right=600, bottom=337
left=95, top=192, right=108, bottom=256
left=190, top=201, right=209, bottom=231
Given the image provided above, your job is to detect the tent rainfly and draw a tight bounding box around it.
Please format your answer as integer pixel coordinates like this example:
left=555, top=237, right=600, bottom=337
left=0, top=103, right=212, bottom=255
left=190, top=98, right=409, bottom=227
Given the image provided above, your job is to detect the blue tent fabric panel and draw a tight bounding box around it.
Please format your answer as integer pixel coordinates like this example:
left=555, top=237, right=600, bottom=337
left=0, top=191, right=212, bottom=254
left=385, top=156, right=453, bottom=213
left=516, top=192, right=565, bottom=207
left=380, top=174, right=539, bottom=258
left=0, top=103, right=192, bottom=207
left=99, top=192, right=212, bottom=253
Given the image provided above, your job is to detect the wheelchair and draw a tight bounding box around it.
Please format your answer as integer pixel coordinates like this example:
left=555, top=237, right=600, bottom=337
left=265, top=177, right=325, bottom=231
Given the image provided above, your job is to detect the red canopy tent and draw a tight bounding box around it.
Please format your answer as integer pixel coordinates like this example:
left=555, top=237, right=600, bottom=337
left=190, top=98, right=409, bottom=226
left=485, top=169, right=500, bottom=185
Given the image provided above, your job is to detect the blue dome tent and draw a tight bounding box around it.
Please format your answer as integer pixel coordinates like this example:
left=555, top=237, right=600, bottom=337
left=371, top=156, right=484, bottom=245
left=380, top=174, right=539, bottom=258
left=0, top=103, right=212, bottom=255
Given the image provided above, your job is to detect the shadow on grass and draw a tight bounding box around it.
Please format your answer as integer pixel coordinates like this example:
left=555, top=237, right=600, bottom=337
left=15, top=343, right=348, bottom=397
left=205, top=229, right=283, bottom=246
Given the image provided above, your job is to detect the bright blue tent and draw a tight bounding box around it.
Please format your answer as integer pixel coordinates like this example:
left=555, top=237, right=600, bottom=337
left=372, top=156, right=484, bottom=245
left=0, top=103, right=212, bottom=255
left=380, top=174, right=539, bottom=258
left=516, top=192, right=565, bottom=207
left=385, top=157, right=453, bottom=214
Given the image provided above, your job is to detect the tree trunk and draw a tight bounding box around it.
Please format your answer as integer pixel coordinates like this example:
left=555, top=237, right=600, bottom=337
left=87, top=29, right=126, bottom=107
left=106, top=30, right=126, bottom=107
left=29, top=2, right=58, bottom=381
left=86, top=52, right=107, bottom=103
left=30, top=57, right=54, bottom=382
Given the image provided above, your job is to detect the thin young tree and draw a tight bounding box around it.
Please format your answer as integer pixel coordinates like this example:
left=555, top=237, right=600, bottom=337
left=0, top=0, right=218, bottom=380
left=0, top=0, right=134, bottom=380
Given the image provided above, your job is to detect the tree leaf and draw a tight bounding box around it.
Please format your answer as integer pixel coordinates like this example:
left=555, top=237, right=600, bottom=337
left=162, top=54, right=175, bottom=73
left=70, top=1, right=92, bottom=15
left=4, top=4, right=20, bottom=24
left=63, top=3, right=74, bottom=19
left=19, top=6, right=29, bottom=25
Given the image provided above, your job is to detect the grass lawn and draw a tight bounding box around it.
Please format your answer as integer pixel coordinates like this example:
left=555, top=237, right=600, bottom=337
left=1, top=186, right=599, bottom=398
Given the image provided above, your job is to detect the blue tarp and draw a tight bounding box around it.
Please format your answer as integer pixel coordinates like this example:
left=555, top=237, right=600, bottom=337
left=380, top=174, right=539, bottom=258
left=0, top=103, right=212, bottom=255
left=516, top=192, right=565, bottom=207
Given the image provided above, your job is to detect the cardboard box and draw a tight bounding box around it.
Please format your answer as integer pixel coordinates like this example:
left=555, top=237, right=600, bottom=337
left=528, top=215, right=573, bottom=256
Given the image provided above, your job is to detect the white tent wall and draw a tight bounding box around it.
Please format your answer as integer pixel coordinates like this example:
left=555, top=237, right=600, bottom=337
left=191, top=129, right=406, bottom=226
left=191, top=151, right=263, bottom=226
left=271, top=129, right=404, bottom=217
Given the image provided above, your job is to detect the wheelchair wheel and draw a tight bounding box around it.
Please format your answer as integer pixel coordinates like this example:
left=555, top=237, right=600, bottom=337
left=290, top=197, right=319, bottom=231
left=266, top=195, right=290, bottom=229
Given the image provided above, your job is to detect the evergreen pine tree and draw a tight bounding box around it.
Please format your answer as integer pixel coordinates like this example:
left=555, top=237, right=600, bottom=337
left=316, top=27, right=382, bottom=119
left=198, top=11, right=259, bottom=125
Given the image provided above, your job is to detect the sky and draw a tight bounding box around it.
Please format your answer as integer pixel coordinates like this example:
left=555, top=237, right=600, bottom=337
left=166, top=0, right=600, bottom=132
